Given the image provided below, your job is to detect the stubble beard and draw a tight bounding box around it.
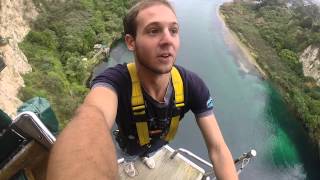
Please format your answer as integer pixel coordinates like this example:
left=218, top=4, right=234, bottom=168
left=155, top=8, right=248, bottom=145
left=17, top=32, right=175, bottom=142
left=135, top=50, right=174, bottom=75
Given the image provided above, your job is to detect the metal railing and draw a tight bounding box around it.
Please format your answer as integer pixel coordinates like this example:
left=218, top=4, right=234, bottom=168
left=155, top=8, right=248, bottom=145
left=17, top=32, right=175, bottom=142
left=170, top=148, right=213, bottom=168
left=13, top=111, right=56, bottom=149
left=170, top=148, right=257, bottom=180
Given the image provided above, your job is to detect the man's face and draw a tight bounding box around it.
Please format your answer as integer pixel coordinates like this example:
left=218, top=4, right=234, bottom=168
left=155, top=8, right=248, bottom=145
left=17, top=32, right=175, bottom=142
left=126, top=4, right=180, bottom=74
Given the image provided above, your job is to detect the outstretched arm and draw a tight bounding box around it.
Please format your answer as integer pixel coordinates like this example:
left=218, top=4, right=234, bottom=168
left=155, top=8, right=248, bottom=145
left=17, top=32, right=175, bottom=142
left=197, top=114, right=238, bottom=180
left=47, top=87, right=118, bottom=180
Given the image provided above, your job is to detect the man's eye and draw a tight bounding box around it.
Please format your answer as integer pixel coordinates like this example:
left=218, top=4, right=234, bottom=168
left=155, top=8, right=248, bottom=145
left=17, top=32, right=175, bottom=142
left=148, top=28, right=160, bottom=35
left=170, top=28, right=179, bottom=35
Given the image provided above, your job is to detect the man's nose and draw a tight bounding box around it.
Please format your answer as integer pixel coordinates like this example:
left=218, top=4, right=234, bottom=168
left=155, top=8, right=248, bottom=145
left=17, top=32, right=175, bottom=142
left=160, top=29, right=175, bottom=46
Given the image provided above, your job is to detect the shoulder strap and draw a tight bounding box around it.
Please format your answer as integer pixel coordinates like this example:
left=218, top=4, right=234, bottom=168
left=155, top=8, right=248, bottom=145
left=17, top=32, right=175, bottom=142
left=164, top=66, right=184, bottom=141
left=127, top=63, right=145, bottom=109
left=127, top=63, right=149, bottom=146
left=171, top=66, right=184, bottom=107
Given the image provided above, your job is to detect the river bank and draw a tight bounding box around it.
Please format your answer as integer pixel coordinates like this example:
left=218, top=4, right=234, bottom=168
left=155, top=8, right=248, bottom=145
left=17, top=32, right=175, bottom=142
left=219, top=2, right=320, bottom=155
left=217, top=9, right=267, bottom=79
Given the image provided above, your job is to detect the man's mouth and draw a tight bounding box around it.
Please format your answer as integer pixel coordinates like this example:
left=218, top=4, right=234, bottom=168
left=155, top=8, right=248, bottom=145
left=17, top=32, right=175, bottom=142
left=158, top=53, right=172, bottom=58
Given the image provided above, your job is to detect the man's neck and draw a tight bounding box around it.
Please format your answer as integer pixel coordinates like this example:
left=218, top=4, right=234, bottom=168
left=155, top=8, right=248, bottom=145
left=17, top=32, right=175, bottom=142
left=135, top=63, right=170, bottom=102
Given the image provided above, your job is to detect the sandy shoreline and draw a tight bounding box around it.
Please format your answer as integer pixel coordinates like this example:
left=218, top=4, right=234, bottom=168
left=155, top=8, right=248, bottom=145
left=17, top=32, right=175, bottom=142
left=217, top=7, right=267, bottom=78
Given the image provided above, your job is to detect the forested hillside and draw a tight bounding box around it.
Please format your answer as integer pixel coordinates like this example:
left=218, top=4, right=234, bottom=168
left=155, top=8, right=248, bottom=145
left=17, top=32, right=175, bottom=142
left=19, top=0, right=131, bottom=127
left=220, top=0, right=320, bottom=145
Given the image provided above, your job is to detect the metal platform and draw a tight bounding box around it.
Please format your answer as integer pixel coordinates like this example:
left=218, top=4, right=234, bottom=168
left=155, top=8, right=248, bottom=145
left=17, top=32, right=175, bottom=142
left=118, top=145, right=257, bottom=180
left=118, top=146, right=205, bottom=180
left=0, top=111, right=256, bottom=180
left=0, top=112, right=56, bottom=180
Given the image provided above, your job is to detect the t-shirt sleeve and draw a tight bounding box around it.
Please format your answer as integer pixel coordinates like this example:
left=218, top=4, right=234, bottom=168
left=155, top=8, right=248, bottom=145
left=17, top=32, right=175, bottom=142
left=185, top=70, right=214, bottom=118
left=90, top=64, right=129, bottom=95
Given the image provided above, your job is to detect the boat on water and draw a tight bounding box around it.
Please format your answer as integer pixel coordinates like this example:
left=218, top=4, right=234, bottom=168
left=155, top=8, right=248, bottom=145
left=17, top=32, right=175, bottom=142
left=0, top=110, right=256, bottom=180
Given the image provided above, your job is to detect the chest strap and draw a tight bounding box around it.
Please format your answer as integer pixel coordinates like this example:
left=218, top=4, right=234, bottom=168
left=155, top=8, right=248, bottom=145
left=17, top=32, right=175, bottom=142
left=127, top=63, right=184, bottom=146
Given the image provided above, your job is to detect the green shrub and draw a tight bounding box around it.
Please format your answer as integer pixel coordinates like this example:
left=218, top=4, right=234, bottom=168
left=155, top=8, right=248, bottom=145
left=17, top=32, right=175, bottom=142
left=20, top=0, right=130, bottom=128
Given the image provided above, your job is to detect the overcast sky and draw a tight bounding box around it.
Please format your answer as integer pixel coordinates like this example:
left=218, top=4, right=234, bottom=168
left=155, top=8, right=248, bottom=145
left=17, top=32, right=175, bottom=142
left=311, top=0, right=320, bottom=5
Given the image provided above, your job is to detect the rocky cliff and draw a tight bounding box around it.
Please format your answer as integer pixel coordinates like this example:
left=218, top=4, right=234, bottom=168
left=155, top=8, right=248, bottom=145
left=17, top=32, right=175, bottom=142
left=0, top=0, right=38, bottom=117
left=300, top=45, right=320, bottom=86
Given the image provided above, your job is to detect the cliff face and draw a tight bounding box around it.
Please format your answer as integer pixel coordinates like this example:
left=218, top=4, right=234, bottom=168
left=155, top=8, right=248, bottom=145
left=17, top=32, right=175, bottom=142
left=300, top=45, right=320, bottom=86
left=0, top=0, right=38, bottom=117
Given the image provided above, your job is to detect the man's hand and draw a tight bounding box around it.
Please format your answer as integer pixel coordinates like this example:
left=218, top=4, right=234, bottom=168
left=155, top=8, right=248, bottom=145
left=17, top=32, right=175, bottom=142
left=197, top=114, right=238, bottom=180
left=47, top=87, right=118, bottom=180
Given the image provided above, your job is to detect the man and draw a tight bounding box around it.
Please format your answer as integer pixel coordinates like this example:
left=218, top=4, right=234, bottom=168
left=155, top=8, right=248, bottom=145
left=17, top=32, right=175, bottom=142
left=47, top=0, right=238, bottom=179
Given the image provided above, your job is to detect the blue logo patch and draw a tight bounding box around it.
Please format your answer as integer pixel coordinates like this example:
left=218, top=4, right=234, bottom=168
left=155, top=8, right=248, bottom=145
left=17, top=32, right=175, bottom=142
left=206, top=97, right=214, bottom=108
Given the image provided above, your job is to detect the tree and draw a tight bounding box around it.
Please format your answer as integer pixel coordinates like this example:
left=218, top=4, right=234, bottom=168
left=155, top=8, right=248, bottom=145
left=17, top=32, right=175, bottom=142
left=64, top=56, right=86, bottom=83
left=279, top=49, right=303, bottom=76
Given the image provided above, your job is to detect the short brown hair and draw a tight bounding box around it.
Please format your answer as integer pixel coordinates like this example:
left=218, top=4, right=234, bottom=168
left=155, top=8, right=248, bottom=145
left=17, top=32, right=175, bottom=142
left=123, top=0, right=176, bottom=38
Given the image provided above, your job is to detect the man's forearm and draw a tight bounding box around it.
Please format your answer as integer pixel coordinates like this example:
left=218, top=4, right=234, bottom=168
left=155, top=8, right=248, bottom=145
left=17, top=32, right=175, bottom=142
left=210, top=145, right=238, bottom=180
left=47, top=105, right=118, bottom=180
left=197, top=114, right=238, bottom=180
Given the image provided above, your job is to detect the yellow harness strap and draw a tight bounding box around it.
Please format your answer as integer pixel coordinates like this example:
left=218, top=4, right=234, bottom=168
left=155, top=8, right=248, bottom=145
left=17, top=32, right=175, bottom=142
left=127, top=63, right=184, bottom=146
left=164, top=67, right=184, bottom=141
left=127, top=63, right=149, bottom=146
left=127, top=63, right=145, bottom=108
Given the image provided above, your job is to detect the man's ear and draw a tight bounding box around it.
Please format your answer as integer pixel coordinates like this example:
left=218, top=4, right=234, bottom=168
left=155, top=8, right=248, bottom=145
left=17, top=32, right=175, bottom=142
left=125, top=34, right=135, bottom=51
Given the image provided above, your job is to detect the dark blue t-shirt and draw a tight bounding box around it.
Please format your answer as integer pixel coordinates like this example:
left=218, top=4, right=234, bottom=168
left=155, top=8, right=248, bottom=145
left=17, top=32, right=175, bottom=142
left=91, top=63, right=213, bottom=155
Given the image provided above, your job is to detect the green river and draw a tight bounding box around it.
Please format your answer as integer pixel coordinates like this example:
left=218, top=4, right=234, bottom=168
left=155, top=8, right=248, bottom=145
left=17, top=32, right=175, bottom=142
left=93, top=0, right=320, bottom=179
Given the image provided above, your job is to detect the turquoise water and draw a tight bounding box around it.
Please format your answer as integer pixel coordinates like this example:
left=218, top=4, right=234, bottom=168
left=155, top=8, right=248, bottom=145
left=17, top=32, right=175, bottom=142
left=94, top=0, right=320, bottom=179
